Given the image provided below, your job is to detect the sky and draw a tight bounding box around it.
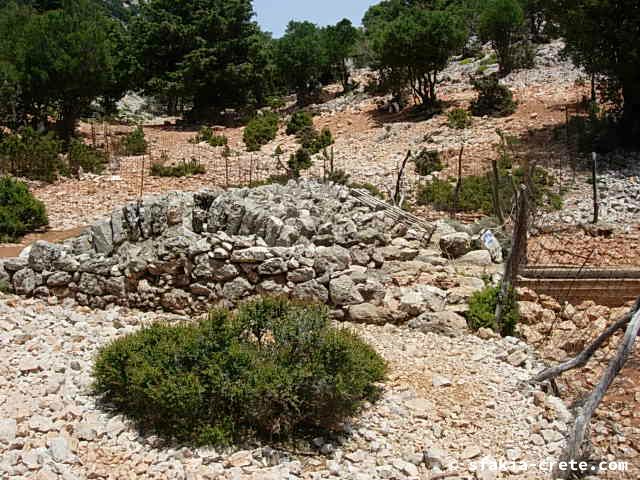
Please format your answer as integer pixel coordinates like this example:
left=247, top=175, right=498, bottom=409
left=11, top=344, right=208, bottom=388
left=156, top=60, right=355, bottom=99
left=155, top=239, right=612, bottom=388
left=253, top=0, right=379, bottom=37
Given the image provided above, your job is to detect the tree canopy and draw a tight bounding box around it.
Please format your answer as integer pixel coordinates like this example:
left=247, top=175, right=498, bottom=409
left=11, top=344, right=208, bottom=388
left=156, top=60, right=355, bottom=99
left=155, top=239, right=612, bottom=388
left=0, top=0, right=128, bottom=141
left=550, top=0, right=640, bottom=145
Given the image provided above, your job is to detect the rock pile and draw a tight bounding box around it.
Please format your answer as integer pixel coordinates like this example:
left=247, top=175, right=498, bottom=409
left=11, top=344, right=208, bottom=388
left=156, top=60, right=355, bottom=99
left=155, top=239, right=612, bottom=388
left=0, top=181, right=499, bottom=326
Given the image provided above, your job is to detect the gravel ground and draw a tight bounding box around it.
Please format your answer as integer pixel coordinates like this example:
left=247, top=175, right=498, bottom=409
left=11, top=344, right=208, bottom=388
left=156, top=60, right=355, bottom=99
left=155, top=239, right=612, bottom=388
left=0, top=293, right=572, bottom=480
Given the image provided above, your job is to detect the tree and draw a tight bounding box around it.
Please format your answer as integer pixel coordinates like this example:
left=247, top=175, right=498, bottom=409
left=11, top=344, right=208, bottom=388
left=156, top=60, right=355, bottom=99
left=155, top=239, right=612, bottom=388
left=549, top=0, right=640, bottom=146
left=479, top=0, right=525, bottom=75
left=0, top=0, right=128, bottom=142
left=370, top=7, right=467, bottom=105
left=275, top=21, right=327, bottom=103
left=322, top=19, right=360, bottom=92
left=130, top=0, right=273, bottom=117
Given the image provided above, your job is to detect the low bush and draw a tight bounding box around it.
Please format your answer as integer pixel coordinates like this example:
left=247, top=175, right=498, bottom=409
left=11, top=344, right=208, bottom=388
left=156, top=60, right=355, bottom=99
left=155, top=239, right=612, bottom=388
left=0, top=176, right=48, bottom=242
left=447, top=108, right=473, bottom=129
left=0, top=128, right=62, bottom=182
left=414, top=149, right=444, bottom=176
left=92, top=297, right=386, bottom=446
left=243, top=112, right=279, bottom=152
left=467, top=284, right=519, bottom=336
left=68, top=140, right=108, bottom=174
left=326, top=169, right=351, bottom=185
left=118, top=126, right=148, bottom=156
left=191, top=127, right=228, bottom=147
left=296, top=127, right=334, bottom=154
left=417, top=163, right=562, bottom=214
left=287, top=148, right=312, bottom=177
left=470, top=75, right=516, bottom=117
left=286, top=111, right=314, bottom=135
left=150, top=158, right=206, bottom=177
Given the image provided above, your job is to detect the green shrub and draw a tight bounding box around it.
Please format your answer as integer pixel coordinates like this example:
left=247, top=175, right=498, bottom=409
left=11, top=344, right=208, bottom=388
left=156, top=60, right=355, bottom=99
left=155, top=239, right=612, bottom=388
left=191, top=127, right=228, bottom=147
left=68, top=140, right=107, bottom=174
left=0, top=279, right=11, bottom=293
left=243, top=112, right=279, bottom=152
left=326, top=169, right=351, bottom=185
left=297, top=127, right=334, bottom=154
left=286, top=111, right=314, bottom=135
left=150, top=158, right=206, bottom=177
left=414, top=149, right=444, bottom=176
left=92, top=297, right=386, bottom=446
left=0, top=176, right=48, bottom=242
left=467, top=284, right=519, bottom=336
left=118, top=126, right=148, bottom=155
left=417, top=163, right=563, bottom=214
left=287, top=148, right=312, bottom=177
left=447, top=108, right=473, bottom=129
left=0, top=128, right=62, bottom=182
left=470, top=75, right=516, bottom=117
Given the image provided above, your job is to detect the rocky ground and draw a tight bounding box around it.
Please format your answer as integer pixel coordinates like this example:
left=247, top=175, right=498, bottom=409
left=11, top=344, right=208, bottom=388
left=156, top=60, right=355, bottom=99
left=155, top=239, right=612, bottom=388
left=1, top=293, right=573, bottom=480
left=518, top=291, right=640, bottom=479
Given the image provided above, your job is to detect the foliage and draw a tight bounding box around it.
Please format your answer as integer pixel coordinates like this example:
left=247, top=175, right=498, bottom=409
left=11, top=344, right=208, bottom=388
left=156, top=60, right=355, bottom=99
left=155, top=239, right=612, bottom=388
left=447, top=108, right=473, bottom=129
left=0, top=176, right=48, bottom=242
left=275, top=21, right=327, bottom=101
left=470, top=75, right=517, bottom=117
left=0, top=0, right=131, bottom=141
left=326, top=169, right=351, bottom=185
left=68, top=140, right=107, bottom=174
left=286, top=111, right=314, bottom=136
left=92, top=297, right=386, bottom=446
left=0, top=128, right=62, bottom=182
left=191, top=127, right=228, bottom=147
left=297, top=127, right=334, bottom=155
left=414, top=149, right=444, bottom=176
left=150, top=158, right=205, bottom=178
left=417, top=150, right=562, bottom=214
left=366, top=5, right=467, bottom=104
left=479, top=0, right=525, bottom=76
left=117, top=127, right=147, bottom=156
left=130, top=0, right=274, bottom=117
left=322, top=18, right=360, bottom=92
left=467, top=284, right=519, bottom=336
left=243, top=112, right=279, bottom=152
left=548, top=0, right=640, bottom=146
left=287, top=148, right=312, bottom=178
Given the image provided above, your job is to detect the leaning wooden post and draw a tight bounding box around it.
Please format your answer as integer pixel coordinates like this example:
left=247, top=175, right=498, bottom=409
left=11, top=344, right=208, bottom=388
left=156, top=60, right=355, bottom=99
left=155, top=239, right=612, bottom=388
left=592, top=152, right=599, bottom=224
left=495, top=184, right=528, bottom=332
left=553, top=303, right=640, bottom=479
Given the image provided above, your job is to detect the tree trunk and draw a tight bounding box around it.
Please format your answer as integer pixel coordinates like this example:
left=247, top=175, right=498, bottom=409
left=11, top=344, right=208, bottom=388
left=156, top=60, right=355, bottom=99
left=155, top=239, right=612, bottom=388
left=622, top=81, right=640, bottom=147
left=56, top=102, right=79, bottom=146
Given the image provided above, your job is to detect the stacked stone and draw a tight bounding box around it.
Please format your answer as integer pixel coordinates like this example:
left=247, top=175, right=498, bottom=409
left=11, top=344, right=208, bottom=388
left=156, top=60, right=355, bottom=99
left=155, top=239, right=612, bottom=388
left=0, top=182, right=421, bottom=314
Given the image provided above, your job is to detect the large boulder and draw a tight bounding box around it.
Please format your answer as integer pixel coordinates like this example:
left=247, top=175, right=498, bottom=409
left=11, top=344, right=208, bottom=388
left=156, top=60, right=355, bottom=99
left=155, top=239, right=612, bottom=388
left=12, top=268, right=41, bottom=295
left=28, top=241, right=65, bottom=272
left=348, top=303, right=392, bottom=325
left=439, top=232, right=472, bottom=259
left=91, top=220, right=113, bottom=255
left=314, top=246, right=351, bottom=274
left=329, top=276, right=364, bottom=306
left=408, top=311, right=468, bottom=337
left=292, top=280, right=329, bottom=304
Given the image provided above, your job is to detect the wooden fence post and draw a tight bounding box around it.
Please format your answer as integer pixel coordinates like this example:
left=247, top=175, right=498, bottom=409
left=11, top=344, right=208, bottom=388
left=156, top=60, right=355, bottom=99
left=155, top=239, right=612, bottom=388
left=495, top=184, right=528, bottom=331
left=592, top=152, right=599, bottom=224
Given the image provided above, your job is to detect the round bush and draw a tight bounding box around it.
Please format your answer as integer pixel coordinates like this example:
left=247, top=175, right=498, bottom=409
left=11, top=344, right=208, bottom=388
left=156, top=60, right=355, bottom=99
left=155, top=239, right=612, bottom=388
left=286, top=111, right=314, bottom=135
left=467, top=284, right=519, bottom=336
left=0, top=176, right=48, bottom=242
left=92, top=298, right=387, bottom=446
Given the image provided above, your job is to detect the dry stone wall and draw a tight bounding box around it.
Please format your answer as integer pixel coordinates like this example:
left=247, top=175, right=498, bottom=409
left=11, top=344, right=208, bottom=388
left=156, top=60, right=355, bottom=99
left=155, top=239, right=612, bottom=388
left=0, top=181, right=497, bottom=325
